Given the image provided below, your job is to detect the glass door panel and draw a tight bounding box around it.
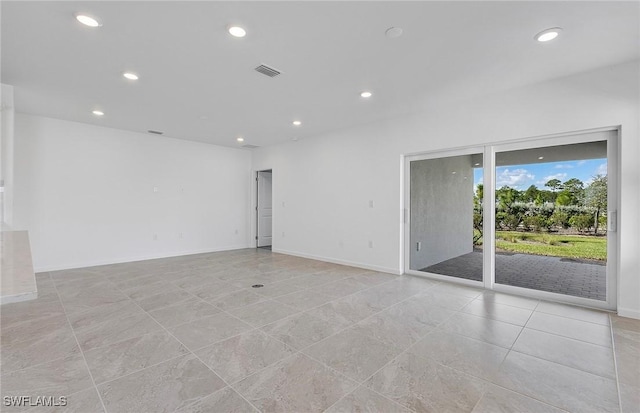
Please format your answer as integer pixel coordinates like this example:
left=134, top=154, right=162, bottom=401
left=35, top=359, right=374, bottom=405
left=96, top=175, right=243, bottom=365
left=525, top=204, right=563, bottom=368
left=409, top=153, right=484, bottom=282
left=494, top=141, right=608, bottom=300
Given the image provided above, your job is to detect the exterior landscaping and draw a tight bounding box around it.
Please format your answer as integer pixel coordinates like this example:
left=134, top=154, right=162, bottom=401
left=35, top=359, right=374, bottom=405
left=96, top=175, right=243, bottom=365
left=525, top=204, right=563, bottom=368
left=473, top=174, right=608, bottom=261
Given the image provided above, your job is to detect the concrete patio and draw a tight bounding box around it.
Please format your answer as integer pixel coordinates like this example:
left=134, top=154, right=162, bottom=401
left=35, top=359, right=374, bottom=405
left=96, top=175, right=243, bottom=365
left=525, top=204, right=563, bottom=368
left=421, top=250, right=606, bottom=301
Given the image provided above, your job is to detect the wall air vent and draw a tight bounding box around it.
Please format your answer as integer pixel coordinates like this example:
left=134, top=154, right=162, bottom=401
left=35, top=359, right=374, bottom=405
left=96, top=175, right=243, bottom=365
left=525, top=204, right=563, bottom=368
left=147, top=130, right=164, bottom=135
left=254, top=64, right=281, bottom=78
left=242, top=144, right=259, bottom=149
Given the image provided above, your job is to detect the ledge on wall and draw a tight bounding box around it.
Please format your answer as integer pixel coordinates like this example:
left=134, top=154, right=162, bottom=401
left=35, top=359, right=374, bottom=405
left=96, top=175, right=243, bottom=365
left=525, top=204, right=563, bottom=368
left=1, top=230, right=37, bottom=304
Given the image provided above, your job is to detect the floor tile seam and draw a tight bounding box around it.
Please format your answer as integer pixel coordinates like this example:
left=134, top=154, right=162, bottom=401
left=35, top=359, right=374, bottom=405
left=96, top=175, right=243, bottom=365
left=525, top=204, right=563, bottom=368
left=0, top=309, right=69, bottom=343
left=297, top=327, right=405, bottom=368
left=476, top=294, right=541, bottom=312
left=456, top=307, right=530, bottom=328
left=475, top=381, right=574, bottom=413
left=291, top=286, right=448, bottom=356
left=176, top=383, right=260, bottom=413
left=50, top=278, right=109, bottom=413
left=533, top=308, right=612, bottom=327
left=67, top=307, right=161, bottom=343
left=354, top=328, right=502, bottom=405
left=0, top=326, right=81, bottom=371
left=319, top=382, right=412, bottom=413
left=109, top=285, right=264, bottom=413
left=498, top=299, right=538, bottom=374
left=75, top=327, right=189, bottom=360
left=0, top=352, right=78, bottom=377
left=90, top=352, right=190, bottom=388
left=507, top=348, right=618, bottom=382
left=2, top=282, right=74, bottom=373
left=430, top=323, right=517, bottom=351
left=519, top=325, right=614, bottom=349
left=110, top=276, right=254, bottom=333
left=107, top=274, right=230, bottom=328
left=448, top=300, right=533, bottom=328
left=608, top=313, right=624, bottom=412
left=468, top=294, right=541, bottom=312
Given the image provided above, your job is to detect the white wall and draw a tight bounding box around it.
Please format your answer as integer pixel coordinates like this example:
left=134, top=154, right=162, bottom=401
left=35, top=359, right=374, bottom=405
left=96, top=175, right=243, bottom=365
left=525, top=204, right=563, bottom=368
left=410, top=156, right=474, bottom=270
left=252, top=61, right=640, bottom=318
left=14, top=114, right=252, bottom=271
left=1, top=84, right=15, bottom=227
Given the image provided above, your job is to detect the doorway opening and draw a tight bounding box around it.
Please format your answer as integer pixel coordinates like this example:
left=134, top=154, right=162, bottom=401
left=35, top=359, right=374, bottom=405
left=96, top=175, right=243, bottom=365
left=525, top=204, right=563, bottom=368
left=256, top=170, right=273, bottom=250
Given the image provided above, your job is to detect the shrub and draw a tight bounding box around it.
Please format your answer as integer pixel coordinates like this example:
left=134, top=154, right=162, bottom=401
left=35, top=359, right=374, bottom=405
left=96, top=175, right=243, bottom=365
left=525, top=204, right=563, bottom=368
left=569, top=214, right=594, bottom=233
left=550, top=210, right=570, bottom=229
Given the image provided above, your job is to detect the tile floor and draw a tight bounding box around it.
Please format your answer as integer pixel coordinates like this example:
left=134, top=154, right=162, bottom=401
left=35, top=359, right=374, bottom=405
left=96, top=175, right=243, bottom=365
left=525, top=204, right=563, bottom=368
left=1, top=249, right=638, bottom=413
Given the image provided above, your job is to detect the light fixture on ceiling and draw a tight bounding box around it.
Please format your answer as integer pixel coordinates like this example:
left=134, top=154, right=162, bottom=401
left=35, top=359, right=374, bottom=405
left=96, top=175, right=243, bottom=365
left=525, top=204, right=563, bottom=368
left=123, top=72, right=139, bottom=81
left=75, top=13, right=101, bottom=27
left=538, top=156, right=544, bottom=160
left=92, top=110, right=104, bottom=116
left=474, top=163, right=481, bottom=166
left=228, top=26, right=247, bottom=38
left=360, top=91, right=373, bottom=98
left=385, top=27, right=403, bottom=39
left=292, top=120, right=302, bottom=126
left=535, top=27, right=562, bottom=42
left=236, top=136, right=244, bottom=142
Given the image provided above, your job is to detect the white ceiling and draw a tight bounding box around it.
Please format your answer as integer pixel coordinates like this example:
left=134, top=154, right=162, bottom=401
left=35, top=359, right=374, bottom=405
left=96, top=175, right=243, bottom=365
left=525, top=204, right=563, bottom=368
left=2, top=1, right=638, bottom=148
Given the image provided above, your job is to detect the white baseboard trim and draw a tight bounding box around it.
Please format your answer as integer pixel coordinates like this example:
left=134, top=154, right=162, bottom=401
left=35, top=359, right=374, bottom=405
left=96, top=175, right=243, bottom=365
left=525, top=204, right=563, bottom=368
left=34, top=244, right=253, bottom=273
left=617, top=307, right=640, bottom=320
left=272, top=248, right=401, bottom=275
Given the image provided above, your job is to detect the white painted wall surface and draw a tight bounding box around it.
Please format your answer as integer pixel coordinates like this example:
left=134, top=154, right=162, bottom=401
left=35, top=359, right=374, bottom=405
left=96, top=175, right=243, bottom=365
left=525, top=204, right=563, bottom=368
left=1, top=84, right=15, bottom=227
left=252, top=61, right=640, bottom=318
left=14, top=114, right=252, bottom=271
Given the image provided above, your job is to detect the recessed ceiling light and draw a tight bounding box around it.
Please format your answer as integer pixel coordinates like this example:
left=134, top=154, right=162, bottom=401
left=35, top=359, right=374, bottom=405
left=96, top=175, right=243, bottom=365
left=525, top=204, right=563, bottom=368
left=75, top=13, right=101, bottom=27
left=385, top=27, right=403, bottom=39
left=538, top=156, right=544, bottom=160
left=123, top=72, right=139, bottom=80
left=228, top=26, right=246, bottom=38
left=535, top=27, right=562, bottom=42
left=474, top=163, right=480, bottom=166
left=92, top=110, right=104, bottom=116
left=292, top=120, right=302, bottom=126
left=360, top=91, right=372, bottom=98
left=236, top=137, right=244, bottom=142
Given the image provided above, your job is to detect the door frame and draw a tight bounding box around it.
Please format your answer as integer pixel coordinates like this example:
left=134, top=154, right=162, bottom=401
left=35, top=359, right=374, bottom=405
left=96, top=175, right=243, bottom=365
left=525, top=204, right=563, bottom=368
left=255, top=169, right=273, bottom=248
left=403, top=127, right=619, bottom=311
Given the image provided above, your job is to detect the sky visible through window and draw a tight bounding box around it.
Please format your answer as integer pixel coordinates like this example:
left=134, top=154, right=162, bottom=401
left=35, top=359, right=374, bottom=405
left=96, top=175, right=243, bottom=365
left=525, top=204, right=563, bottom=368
left=473, top=159, right=607, bottom=191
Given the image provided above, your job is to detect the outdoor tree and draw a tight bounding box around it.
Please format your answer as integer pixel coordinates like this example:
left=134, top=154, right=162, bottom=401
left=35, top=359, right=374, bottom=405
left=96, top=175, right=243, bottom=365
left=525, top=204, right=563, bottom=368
left=585, top=174, right=607, bottom=235
left=545, top=178, right=562, bottom=192
left=473, top=184, right=483, bottom=244
left=523, top=185, right=539, bottom=203
left=562, top=178, right=585, bottom=205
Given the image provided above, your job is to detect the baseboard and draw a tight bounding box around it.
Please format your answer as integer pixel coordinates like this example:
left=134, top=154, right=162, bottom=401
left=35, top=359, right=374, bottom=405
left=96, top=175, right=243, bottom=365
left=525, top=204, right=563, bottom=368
left=617, top=307, right=640, bottom=320
left=272, top=248, right=401, bottom=275
left=34, top=244, right=253, bottom=273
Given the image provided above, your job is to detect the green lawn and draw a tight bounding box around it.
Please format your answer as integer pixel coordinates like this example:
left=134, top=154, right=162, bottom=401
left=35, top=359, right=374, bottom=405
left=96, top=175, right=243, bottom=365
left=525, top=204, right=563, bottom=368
left=493, top=231, right=606, bottom=261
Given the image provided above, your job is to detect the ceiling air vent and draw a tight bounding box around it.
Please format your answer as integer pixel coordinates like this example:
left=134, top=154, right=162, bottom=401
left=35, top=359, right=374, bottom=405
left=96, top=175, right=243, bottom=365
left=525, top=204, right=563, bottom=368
left=254, top=64, right=281, bottom=78
left=147, top=130, right=164, bottom=135
left=242, top=144, right=259, bottom=149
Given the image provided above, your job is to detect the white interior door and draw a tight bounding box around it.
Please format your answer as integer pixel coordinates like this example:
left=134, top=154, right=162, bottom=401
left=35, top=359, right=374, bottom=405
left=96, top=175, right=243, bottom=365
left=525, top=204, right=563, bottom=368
left=257, top=171, right=272, bottom=247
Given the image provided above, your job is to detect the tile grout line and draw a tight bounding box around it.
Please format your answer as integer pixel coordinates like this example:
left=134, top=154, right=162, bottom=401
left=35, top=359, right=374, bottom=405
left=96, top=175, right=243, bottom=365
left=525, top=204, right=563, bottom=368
left=50, top=276, right=109, bottom=413
left=608, top=313, right=624, bottom=412
left=109, top=281, right=264, bottom=413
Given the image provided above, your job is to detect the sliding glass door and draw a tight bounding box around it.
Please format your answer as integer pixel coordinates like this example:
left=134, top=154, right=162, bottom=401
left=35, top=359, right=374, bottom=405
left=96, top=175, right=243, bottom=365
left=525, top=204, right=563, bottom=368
left=405, top=129, right=617, bottom=309
left=408, top=149, right=484, bottom=284
left=493, top=134, right=616, bottom=305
